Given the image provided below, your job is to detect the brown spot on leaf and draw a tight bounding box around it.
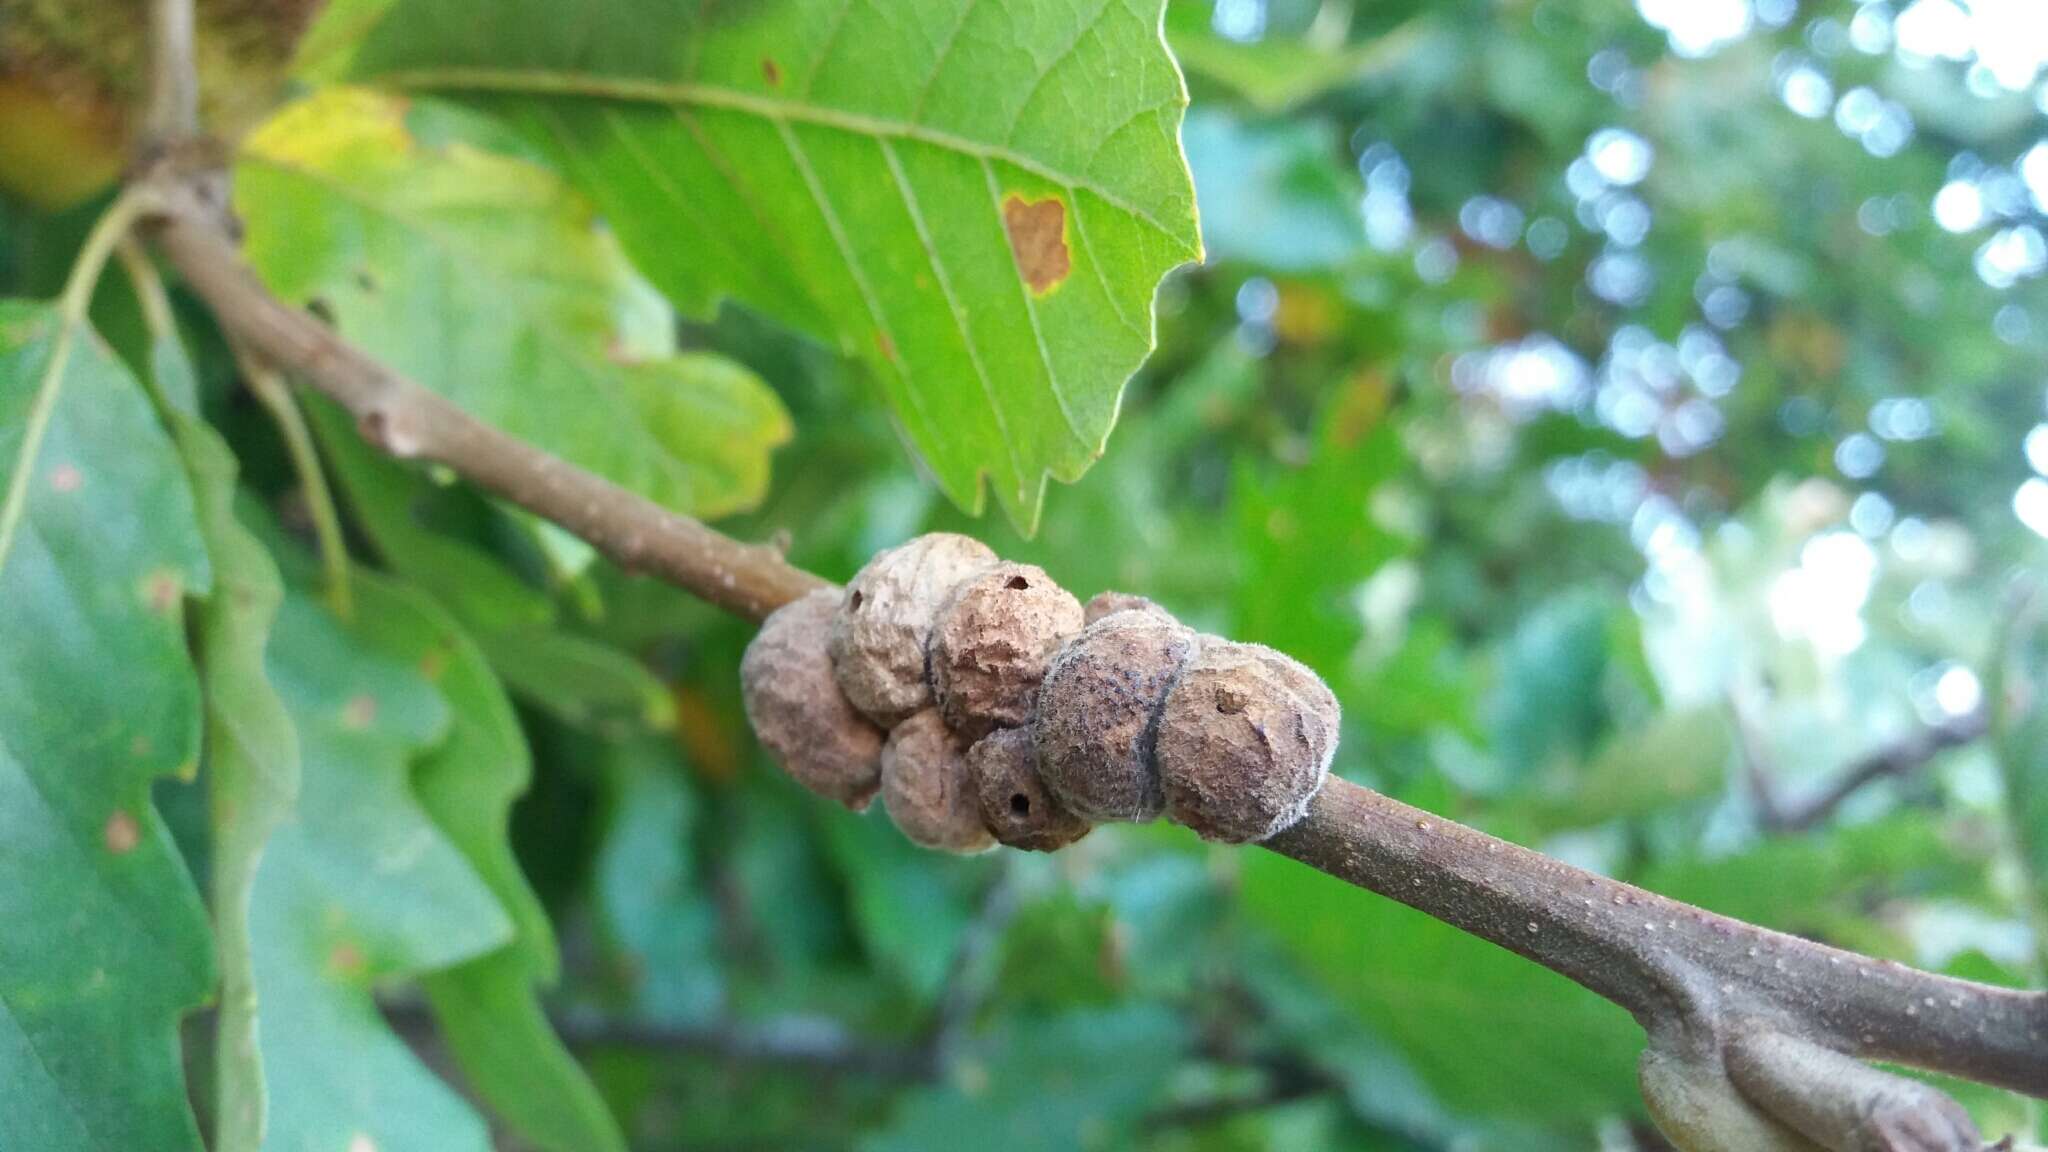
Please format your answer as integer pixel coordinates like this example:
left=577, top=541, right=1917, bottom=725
left=341, top=694, right=377, bottom=730
left=103, top=810, right=139, bottom=854
left=1001, top=194, right=1071, bottom=296
left=761, top=57, right=782, bottom=86
left=874, top=331, right=897, bottom=362
left=328, top=941, right=366, bottom=978
left=130, top=734, right=152, bottom=758
left=143, top=570, right=182, bottom=614
left=49, top=464, right=81, bottom=492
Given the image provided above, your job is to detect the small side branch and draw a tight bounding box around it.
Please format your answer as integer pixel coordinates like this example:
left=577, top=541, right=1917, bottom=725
left=145, top=0, right=200, bottom=147
left=1741, top=701, right=1989, bottom=834
left=146, top=181, right=826, bottom=621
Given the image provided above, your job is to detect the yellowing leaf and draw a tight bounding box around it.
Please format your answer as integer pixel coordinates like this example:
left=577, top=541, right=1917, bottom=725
left=235, top=87, right=792, bottom=522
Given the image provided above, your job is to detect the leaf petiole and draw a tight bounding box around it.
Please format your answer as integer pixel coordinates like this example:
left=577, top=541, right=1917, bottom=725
left=234, top=346, right=354, bottom=619
left=0, top=186, right=161, bottom=577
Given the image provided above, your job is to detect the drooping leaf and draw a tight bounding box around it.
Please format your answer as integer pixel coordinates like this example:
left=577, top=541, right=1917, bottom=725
left=1240, top=844, right=1642, bottom=1123
left=254, top=556, right=620, bottom=1152
left=0, top=299, right=214, bottom=1152
left=592, top=740, right=724, bottom=1023
left=157, top=322, right=301, bottom=1152
left=406, top=583, right=626, bottom=1152
left=235, top=86, right=792, bottom=520
left=255, top=580, right=509, bottom=1152
left=349, top=0, right=1204, bottom=530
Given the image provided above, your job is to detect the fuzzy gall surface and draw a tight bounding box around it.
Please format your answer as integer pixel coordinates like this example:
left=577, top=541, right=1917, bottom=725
left=931, top=561, right=1085, bottom=741
left=1155, top=640, right=1339, bottom=843
left=1033, top=609, right=1196, bottom=823
left=968, top=726, right=1092, bottom=852
left=880, top=709, right=995, bottom=854
left=741, top=588, right=884, bottom=810
left=1081, top=590, right=1169, bottom=625
left=829, top=532, right=996, bottom=726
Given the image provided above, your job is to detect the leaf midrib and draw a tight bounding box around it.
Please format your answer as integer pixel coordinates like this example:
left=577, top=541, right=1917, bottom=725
left=369, top=67, right=1190, bottom=245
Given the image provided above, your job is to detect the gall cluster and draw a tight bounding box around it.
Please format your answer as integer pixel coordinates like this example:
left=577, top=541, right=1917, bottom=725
left=741, top=534, right=1339, bottom=852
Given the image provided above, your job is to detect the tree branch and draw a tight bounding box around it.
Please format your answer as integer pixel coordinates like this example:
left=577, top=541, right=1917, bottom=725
left=145, top=0, right=200, bottom=147
left=145, top=180, right=826, bottom=621
left=141, top=164, right=2048, bottom=1137
left=1267, top=779, right=2047, bottom=1098
left=1738, top=695, right=1989, bottom=834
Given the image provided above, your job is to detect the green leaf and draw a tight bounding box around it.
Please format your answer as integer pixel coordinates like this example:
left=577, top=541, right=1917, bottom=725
left=593, top=741, right=724, bottom=1022
left=255, top=558, right=619, bottom=1152
left=1637, top=815, right=1987, bottom=958
left=256, top=581, right=510, bottom=1152
left=820, top=806, right=987, bottom=1000
left=1165, top=6, right=1427, bottom=113
left=308, top=397, right=675, bottom=733
left=1240, top=845, right=1642, bottom=1123
left=1483, top=591, right=1628, bottom=789
left=349, top=0, right=1204, bottom=530
left=1231, top=382, right=1405, bottom=672
left=0, top=299, right=214, bottom=1152
left=482, top=626, right=676, bottom=733
left=160, top=341, right=301, bottom=1152
left=235, top=87, right=793, bottom=521
left=861, top=1006, right=1189, bottom=1152
left=1517, top=708, right=1733, bottom=833
left=407, top=589, right=627, bottom=1152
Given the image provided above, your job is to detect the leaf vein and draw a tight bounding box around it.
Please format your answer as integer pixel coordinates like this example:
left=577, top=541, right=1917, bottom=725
left=981, top=157, right=1088, bottom=449
left=373, top=68, right=1191, bottom=246
left=880, top=139, right=1026, bottom=501
left=774, top=123, right=941, bottom=453
left=1068, top=193, right=1143, bottom=338
left=1001, top=0, right=1115, bottom=148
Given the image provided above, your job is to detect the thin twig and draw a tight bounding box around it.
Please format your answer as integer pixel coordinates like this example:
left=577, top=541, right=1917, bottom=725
left=232, top=346, right=354, bottom=617
left=1737, top=692, right=1990, bottom=833
left=116, top=236, right=180, bottom=349
left=926, top=868, right=1020, bottom=1069
left=139, top=164, right=2048, bottom=1115
left=548, top=1011, right=935, bottom=1078
left=145, top=0, right=200, bottom=147
left=1771, top=711, right=1987, bottom=832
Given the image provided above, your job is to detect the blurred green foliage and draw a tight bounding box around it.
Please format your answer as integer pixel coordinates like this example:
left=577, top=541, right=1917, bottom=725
left=7, top=0, right=2048, bottom=1148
